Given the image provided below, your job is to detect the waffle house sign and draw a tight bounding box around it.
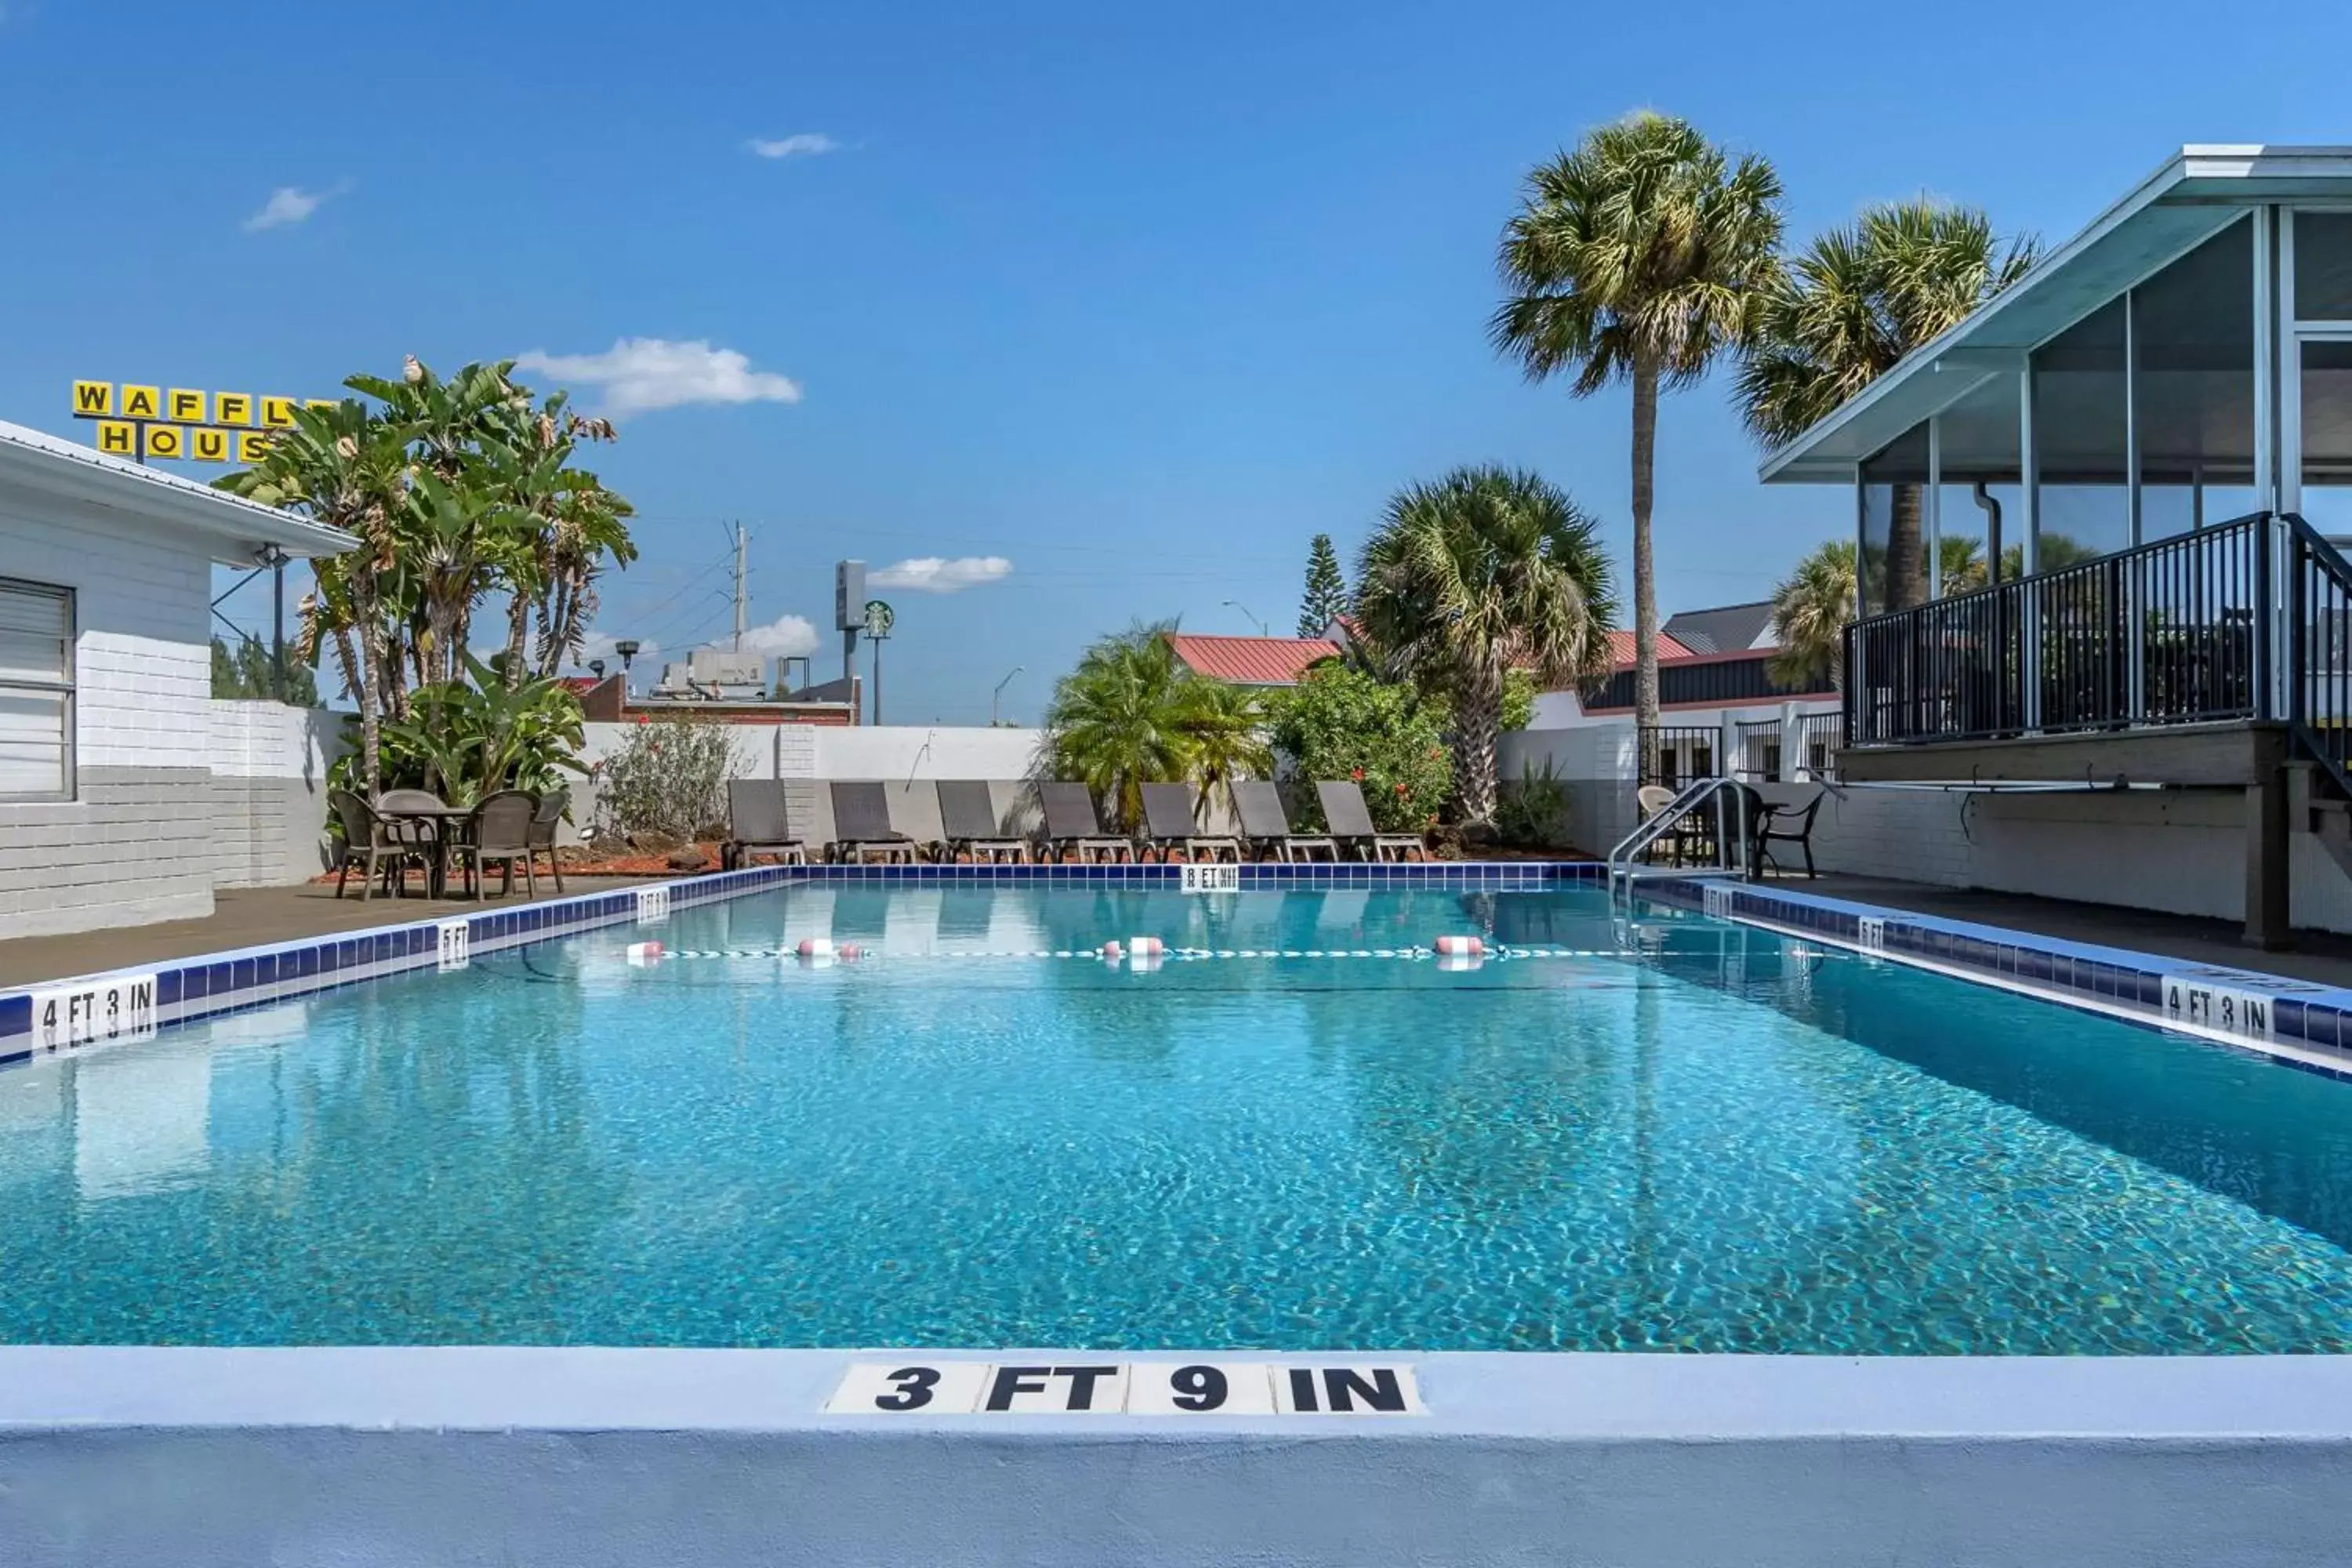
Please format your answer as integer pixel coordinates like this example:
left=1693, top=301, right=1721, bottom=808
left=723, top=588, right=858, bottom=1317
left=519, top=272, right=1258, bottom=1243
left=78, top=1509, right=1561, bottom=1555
left=71, top=380, right=332, bottom=464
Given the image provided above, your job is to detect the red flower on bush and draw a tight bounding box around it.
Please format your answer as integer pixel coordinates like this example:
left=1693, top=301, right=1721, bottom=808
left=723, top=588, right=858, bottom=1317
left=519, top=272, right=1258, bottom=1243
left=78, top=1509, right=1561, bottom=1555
left=1395, top=782, right=1410, bottom=796
left=1350, top=767, right=1365, bottom=782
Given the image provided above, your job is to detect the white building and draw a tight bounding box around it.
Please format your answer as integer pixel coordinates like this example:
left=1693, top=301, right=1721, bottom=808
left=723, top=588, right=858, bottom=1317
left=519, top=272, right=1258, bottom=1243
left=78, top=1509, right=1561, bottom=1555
left=0, top=420, right=350, bottom=938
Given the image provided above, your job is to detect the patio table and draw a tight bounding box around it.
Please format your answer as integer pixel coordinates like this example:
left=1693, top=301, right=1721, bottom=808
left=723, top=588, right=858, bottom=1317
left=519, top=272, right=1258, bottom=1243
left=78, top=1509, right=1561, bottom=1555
left=377, top=804, right=474, bottom=898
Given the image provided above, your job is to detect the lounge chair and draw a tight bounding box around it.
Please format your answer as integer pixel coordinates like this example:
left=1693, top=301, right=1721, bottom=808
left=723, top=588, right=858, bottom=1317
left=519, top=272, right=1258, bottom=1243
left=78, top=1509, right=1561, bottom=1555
left=1316, top=780, right=1424, bottom=863
left=1232, top=780, right=1337, bottom=863
left=829, top=780, right=918, bottom=864
left=1755, top=790, right=1825, bottom=879
left=450, top=789, right=539, bottom=899
left=721, top=779, right=808, bottom=869
left=528, top=786, right=570, bottom=894
left=936, top=780, right=1027, bottom=863
left=1038, top=782, right=1134, bottom=863
left=329, top=789, right=428, bottom=901
left=1138, top=782, right=1243, bottom=863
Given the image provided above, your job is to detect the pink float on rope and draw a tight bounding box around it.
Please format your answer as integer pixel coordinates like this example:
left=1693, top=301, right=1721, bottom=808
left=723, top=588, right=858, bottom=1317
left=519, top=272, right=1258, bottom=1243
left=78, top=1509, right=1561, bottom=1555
left=796, top=938, right=835, bottom=961
left=1127, top=936, right=1165, bottom=958
left=1432, top=935, right=1485, bottom=957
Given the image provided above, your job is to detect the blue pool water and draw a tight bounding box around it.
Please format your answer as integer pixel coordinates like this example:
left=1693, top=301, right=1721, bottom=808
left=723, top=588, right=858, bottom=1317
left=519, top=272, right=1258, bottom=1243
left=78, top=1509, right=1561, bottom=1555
left=4, top=884, right=2352, bottom=1353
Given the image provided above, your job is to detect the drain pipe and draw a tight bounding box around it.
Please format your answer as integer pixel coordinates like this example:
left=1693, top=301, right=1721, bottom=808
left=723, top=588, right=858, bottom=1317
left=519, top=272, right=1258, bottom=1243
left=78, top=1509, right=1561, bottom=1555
left=1974, top=484, right=2003, bottom=583
left=906, top=729, right=935, bottom=786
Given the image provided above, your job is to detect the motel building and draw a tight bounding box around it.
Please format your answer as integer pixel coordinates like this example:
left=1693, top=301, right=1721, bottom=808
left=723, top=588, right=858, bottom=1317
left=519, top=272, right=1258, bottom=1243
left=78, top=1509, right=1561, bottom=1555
left=0, top=419, right=351, bottom=939
left=1759, top=144, right=2352, bottom=946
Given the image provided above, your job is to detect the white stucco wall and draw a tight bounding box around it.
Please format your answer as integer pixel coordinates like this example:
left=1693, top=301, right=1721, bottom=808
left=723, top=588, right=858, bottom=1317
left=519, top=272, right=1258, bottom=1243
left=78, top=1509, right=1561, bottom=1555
left=205, top=702, right=340, bottom=888
left=0, top=495, right=218, bottom=938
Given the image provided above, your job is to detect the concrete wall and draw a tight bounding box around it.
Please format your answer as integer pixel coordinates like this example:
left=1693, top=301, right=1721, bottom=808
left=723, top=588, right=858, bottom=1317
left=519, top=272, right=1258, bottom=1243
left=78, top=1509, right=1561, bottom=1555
left=1739, top=779, right=2352, bottom=935
left=0, top=495, right=216, bottom=938
left=575, top=724, right=1051, bottom=848
left=205, top=702, right=339, bottom=888
left=3, top=1346, right=2350, bottom=1568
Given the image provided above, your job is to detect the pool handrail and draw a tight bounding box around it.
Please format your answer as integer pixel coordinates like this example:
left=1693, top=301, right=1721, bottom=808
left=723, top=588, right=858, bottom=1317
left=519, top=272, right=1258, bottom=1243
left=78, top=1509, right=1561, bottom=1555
left=1607, top=775, right=1754, bottom=902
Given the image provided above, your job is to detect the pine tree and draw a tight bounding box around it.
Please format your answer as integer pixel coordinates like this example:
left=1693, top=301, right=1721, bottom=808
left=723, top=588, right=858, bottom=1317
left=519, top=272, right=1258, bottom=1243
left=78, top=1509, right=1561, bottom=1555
left=1298, top=533, right=1348, bottom=637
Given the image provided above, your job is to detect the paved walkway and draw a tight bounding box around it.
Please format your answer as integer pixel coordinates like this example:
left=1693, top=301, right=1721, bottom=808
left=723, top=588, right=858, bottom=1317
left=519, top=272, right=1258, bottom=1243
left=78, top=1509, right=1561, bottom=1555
left=0, top=880, right=640, bottom=989
left=1792, top=873, right=2352, bottom=990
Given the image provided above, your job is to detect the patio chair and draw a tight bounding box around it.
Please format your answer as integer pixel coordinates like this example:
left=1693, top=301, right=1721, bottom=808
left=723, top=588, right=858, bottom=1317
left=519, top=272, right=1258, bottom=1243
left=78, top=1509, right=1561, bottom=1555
left=528, top=786, right=570, bottom=895
left=721, top=779, right=808, bottom=869
left=1315, top=780, right=1425, bottom=863
left=1231, top=780, right=1337, bottom=863
left=1138, top=782, right=1243, bottom=863
left=828, top=780, right=917, bottom=864
left=329, top=789, right=427, bottom=902
left=1037, top=782, right=1133, bottom=863
left=1755, top=790, right=1826, bottom=879
left=449, top=789, right=539, bottom=900
left=936, top=780, right=1027, bottom=863
left=1636, top=783, right=1702, bottom=867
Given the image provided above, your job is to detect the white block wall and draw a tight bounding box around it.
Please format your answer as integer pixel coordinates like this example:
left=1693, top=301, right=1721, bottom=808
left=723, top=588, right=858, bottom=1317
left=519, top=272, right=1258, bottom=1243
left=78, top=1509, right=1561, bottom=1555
left=206, top=702, right=340, bottom=888
left=0, top=495, right=218, bottom=938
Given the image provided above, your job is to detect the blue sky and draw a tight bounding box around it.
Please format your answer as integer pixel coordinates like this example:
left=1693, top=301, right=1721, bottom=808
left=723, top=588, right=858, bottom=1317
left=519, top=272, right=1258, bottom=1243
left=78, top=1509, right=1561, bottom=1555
left=2, top=0, right=2343, bottom=722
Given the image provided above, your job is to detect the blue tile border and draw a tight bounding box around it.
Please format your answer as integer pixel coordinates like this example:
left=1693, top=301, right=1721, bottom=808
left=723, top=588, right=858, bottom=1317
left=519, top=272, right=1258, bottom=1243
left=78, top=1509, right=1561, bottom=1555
left=1637, top=876, right=2352, bottom=1082
left=0, top=861, right=1603, bottom=1062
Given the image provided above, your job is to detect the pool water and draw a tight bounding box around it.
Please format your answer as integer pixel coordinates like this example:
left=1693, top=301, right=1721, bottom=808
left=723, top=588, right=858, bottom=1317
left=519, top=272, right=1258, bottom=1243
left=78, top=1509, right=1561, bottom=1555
left=5, top=884, right=2352, bottom=1354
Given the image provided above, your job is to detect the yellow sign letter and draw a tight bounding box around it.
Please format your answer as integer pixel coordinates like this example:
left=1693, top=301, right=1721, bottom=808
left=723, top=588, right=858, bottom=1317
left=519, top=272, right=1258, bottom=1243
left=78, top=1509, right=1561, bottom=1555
left=191, top=427, right=230, bottom=463
left=73, top=381, right=113, bottom=416
left=121, top=385, right=161, bottom=420
left=95, top=420, right=136, bottom=456
left=214, top=393, right=252, bottom=427
left=143, top=424, right=184, bottom=459
left=260, top=396, right=297, bottom=428
left=167, top=389, right=207, bottom=424
left=236, top=430, right=274, bottom=464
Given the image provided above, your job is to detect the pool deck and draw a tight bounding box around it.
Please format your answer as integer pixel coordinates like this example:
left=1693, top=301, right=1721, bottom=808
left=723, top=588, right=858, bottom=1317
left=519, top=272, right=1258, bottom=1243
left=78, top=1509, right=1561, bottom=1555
left=0, top=879, right=642, bottom=989
left=1789, top=872, right=2352, bottom=990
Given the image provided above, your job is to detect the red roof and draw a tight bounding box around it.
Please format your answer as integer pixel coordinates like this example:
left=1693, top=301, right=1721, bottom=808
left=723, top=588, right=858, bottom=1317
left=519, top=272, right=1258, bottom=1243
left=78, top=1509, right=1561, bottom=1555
left=1606, top=630, right=1695, bottom=666
left=557, top=676, right=603, bottom=695
left=1166, top=633, right=1342, bottom=686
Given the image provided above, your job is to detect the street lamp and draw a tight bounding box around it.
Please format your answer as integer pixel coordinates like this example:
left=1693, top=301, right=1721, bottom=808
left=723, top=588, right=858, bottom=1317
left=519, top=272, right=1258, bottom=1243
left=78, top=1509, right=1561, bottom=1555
left=1222, top=600, right=1268, bottom=636
left=992, top=665, right=1025, bottom=726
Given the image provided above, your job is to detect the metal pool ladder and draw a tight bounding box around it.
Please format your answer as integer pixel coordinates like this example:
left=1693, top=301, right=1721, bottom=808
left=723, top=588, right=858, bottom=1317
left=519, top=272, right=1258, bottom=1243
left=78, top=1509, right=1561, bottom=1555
left=1606, top=775, right=1755, bottom=906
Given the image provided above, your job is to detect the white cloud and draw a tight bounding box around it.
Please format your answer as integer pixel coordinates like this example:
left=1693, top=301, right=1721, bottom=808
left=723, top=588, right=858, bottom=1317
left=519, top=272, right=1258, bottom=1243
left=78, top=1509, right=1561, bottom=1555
left=243, top=180, right=350, bottom=231
left=869, top=556, right=1014, bottom=594
left=736, top=614, right=820, bottom=658
left=748, top=132, right=841, bottom=159
left=512, top=338, right=803, bottom=418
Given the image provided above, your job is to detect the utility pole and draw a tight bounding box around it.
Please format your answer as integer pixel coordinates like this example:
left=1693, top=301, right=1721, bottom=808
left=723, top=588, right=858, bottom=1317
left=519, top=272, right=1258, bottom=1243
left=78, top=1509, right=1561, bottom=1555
left=729, top=521, right=750, bottom=652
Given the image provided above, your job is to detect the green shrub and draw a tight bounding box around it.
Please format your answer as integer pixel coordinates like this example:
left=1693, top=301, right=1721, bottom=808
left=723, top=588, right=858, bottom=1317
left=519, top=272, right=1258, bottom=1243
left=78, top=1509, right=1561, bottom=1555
left=1265, top=664, right=1450, bottom=833
left=326, top=656, right=584, bottom=815
left=1494, top=755, right=1570, bottom=847
left=593, top=715, right=737, bottom=841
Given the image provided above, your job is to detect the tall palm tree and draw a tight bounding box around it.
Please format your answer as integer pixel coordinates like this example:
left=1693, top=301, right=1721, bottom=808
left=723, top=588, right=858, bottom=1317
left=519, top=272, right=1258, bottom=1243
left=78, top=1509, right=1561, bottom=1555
left=1493, top=113, right=1783, bottom=769
left=216, top=401, right=414, bottom=795
left=1738, top=200, right=2039, bottom=610
left=1356, top=465, right=1617, bottom=825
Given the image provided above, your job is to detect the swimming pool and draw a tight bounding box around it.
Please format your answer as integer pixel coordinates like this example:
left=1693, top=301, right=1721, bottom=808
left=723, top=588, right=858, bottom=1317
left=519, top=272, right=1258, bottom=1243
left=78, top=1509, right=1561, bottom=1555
left=4, top=880, right=2351, bottom=1354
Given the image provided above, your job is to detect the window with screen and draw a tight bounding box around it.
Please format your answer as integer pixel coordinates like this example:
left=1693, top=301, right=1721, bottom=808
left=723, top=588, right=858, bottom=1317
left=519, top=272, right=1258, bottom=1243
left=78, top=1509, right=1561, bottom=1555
left=0, top=579, right=74, bottom=800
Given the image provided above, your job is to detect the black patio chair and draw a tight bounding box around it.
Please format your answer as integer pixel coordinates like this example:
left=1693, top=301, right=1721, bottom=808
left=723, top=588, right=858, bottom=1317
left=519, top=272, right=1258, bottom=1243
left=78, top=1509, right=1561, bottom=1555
left=1316, top=780, right=1425, bottom=863
left=329, top=789, right=426, bottom=901
left=721, top=779, right=808, bottom=869
left=1756, top=790, right=1827, bottom=879
left=829, top=780, right=917, bottom=864
left=1037, top=782, right=1133, bottom=863
left=450, top=789, right=539, bottom=900
left=937, top=780, right=1026, bottom=863
left=1231, top=780, right=1337, bottom=863
left=1138, top=782, right=1242, bottom=863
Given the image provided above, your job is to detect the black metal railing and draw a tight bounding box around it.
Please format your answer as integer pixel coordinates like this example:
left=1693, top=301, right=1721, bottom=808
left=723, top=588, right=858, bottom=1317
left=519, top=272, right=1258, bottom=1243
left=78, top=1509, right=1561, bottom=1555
left=1844, top=513, right=2270, bottom=747
left=1733, top=718, right=1783, bottom=781
left=1793, top=712, right=1840, bottom=775
left=1636, top=724, right=1719, bottom=787
left=2288, top=513, right=2352, bottom=797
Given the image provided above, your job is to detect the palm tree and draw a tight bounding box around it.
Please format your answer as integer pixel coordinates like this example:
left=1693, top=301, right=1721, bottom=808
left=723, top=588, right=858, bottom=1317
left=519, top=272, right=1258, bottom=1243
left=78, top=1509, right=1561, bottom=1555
left=1040, top=625, right=1272, bottom=833
left=1738, top=200, right=2039, bottom=611
left=1493, top=112, right=1783, bottom=771
left=1766, top=539, right=1855, bottom=689
left=216, top=400, right=414, bottom=794
left=1767, top=534, right=1991, bottom=688
left=1356, top=465, right=1617, bottom=825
